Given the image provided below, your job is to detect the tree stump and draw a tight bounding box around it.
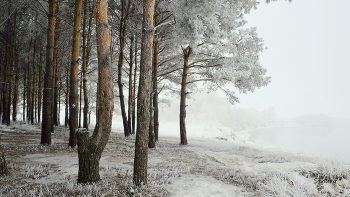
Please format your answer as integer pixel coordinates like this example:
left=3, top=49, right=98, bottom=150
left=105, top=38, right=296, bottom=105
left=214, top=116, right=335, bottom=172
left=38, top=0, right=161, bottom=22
left=76, top=128, right=100, bottom=183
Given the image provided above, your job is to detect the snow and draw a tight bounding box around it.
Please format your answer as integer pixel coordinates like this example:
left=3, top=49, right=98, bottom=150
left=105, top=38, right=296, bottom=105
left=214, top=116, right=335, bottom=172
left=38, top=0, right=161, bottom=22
left=167, top=174, right=248, bottom=197
left=1, top=121, right=350, bottom=196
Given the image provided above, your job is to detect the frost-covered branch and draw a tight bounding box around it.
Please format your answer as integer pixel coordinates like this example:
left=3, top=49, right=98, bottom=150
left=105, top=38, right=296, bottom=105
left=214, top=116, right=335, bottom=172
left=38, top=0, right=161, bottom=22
left=187, top=78, right=212, bottom=84
left=157, top=67, right=182, bottom=77
left=188, top=64, right=222, bottom=69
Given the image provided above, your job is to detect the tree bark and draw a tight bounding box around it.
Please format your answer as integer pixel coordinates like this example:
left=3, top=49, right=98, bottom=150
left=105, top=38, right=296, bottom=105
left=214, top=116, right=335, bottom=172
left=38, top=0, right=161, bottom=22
left=65, top=66, right=69, bottom=127
left=26, top=50, right=31, bottom=123
left=132, top=35, right=137, bottom=135
left=128, top=36, right=134, bottom=135
left=133, top=0, right=155, bottom=186
left=148, top=92, right=155, bottom=148
left=69, top=0, right=83, bottom=148
left=30, top=39, right=36, bottom=124
left=2, top=18, right=12, bottom=126
left=22, top=62, right=26, bottom=121
left=152, top=30, right=159, bottom=142
left=82, top=0, right=92, bottom=130
left=12, top=12, right=18, bottom=122
left=41, top=0, right=56, bottom=145
left=53, top=3, right=60, bottom=126
left=179, top=46, right=192, bottom=145
left=117, top=0, right=130, bottom=137
left=148, top=31, right=159, bottom=148
left=12, top=55, right=19, bottom=122
left=76, top=0, right=113, bottom=184
left=37, top=41, right=43, bottom=123
left=76, top=129, right=100, bottom=182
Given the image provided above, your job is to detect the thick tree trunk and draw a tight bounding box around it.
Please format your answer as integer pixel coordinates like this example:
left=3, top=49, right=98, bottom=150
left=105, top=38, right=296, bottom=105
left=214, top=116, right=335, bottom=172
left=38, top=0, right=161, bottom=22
left=41, top=0, right=56, bottom=145
left=0, top=140, right=8, bottom=176
left=179, top=46, right=192, bottom=145
left=69, top=0, right=83, bottom=148
left=76, top=0, right=113, bottom=184
left=133, top=0, right=155, bottom=186
left=76, top=129, right=100, bottom=182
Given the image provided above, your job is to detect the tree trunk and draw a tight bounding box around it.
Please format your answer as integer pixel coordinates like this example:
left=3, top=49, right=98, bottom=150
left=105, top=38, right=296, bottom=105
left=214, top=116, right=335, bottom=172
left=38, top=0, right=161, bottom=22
left=148, top=31, right=159, bottom=148
left=30, top=39, right=36, bottom=124
left=148, top=92, right=155, bottom=148
left=79, top=70, right=83, bottom=128
left=69, top=0, right=83, bottom=148
left=76, top=129, right=100, bottom=182
left=22, top=65, right=26, bottom=121
left=152, top=30, right=159, bottom=142
left=133, top=0, right=155, bottom=186
left=76, top=0, right=114, bottom=184
left=37, top=41, right=43, bottom=123
left=128, top=36, right=134, bottom=136
left=0, top=57, right=2, bottom=119
left=12, top=66, right=18, bottom=122
left=0, top=139, right=8, bottom=176
left=82, top=0, right=94, bottom=130
left=41, top=0, right=56, bottom=145
left=2, top=19, right=11, bottom=126
left=53, top=4, right=60, bottom=126
left=26, top=52, right=31, bottom=123
left=117, top=0, right=130, bottom=137
left=179, top=46, right=192, bottom=145
left=65, top=66, right=69, bottom=127
left=132, top=35, right=137, bottom=135
left=12, top=12, right=18, bottom=122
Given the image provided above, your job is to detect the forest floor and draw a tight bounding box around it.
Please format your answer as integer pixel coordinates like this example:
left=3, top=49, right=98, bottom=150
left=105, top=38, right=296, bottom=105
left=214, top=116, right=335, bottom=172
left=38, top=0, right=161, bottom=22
left=1, top=123, right=350, bottom=196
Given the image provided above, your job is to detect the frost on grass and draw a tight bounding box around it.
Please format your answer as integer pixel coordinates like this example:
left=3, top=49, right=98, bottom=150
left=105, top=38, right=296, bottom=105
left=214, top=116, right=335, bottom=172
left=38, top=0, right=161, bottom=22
left=1, top=123, right=350, bottom=196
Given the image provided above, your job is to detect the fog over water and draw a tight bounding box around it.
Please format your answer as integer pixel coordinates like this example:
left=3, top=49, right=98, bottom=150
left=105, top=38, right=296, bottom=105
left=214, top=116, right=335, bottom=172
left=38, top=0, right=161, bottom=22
left=157, top=91, right=350, bottom=163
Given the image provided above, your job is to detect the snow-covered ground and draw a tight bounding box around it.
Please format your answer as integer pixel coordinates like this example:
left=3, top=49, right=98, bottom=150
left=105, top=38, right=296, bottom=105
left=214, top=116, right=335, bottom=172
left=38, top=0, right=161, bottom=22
left=1, top=121, right=350, bottom=196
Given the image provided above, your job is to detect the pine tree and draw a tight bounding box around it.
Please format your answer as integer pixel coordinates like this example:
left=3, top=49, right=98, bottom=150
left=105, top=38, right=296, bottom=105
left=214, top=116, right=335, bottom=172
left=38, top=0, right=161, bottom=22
left=68, top=0, right=83, bottom=148
left=133, top=0, right=155, bottom=186
left=76, top=0, right=114, bottom=183
left=41, top=0, right=57, bottom=145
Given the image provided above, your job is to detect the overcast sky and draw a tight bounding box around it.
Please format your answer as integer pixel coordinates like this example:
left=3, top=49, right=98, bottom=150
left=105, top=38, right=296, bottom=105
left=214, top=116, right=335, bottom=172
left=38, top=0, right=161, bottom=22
left=236, top=0, right=350, bottom=119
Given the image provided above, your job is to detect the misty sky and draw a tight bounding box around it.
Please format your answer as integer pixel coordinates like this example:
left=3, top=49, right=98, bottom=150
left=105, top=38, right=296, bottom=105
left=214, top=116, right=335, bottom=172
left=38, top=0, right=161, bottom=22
left=236, top=0, right=350, bottom=119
